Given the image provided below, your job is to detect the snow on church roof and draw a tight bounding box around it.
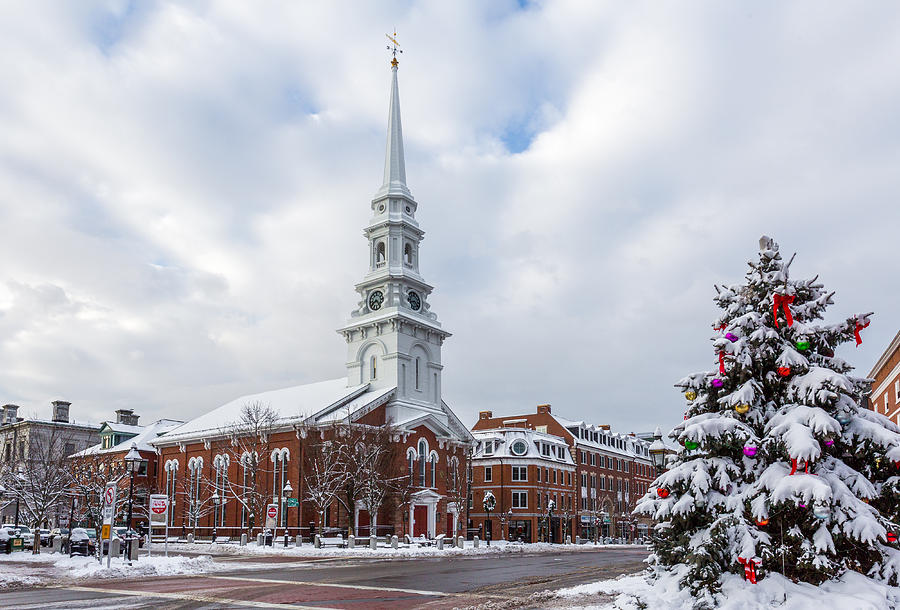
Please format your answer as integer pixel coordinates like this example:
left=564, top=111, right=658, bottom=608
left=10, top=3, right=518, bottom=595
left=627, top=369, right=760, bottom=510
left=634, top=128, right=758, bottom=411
left=155, top=378, right=372, bottom=444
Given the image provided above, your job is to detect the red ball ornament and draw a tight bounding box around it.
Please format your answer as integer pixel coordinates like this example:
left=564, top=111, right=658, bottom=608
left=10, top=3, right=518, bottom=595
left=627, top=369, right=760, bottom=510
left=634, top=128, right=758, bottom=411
left=777, top=367, right=791, bottom=377
left=657, top=488, right=670, bottom=498
left=756, top=518, right=769, bottom=526
left=888, top=533, right=898, bottom=544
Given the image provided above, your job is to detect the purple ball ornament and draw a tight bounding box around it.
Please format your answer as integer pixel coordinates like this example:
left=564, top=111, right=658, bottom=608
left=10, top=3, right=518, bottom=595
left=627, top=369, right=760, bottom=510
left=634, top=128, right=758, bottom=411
left=725, top=333, right=739, bottom=342
left=743, top=445, right=758, bottom=458
left=824, top=437, right=835, bottom=447
left=711, top=378, right=724, bottom=389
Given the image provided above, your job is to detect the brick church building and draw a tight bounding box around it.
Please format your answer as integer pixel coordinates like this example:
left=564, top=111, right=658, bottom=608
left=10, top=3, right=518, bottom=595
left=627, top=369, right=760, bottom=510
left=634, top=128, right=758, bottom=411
left=150, top=54, right=473, bottom=541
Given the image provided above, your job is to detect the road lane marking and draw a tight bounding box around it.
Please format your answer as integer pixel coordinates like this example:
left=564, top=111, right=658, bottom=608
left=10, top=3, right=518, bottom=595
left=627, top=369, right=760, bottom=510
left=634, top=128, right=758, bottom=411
left=204, top=574, right=451, bottom=597
left=62, top=585, right=333, bottom=609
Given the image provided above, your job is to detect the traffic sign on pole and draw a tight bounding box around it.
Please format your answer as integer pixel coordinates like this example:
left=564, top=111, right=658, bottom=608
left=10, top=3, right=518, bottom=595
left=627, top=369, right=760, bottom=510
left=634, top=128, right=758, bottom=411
left=102, top=482, right=117, bottom=568
left=265, top=503, right=278, bottom=530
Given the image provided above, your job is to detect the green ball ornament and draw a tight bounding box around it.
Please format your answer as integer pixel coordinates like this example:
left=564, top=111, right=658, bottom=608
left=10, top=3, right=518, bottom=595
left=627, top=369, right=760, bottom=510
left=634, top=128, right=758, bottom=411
left=796, top=340, right=810, bottom=351
left=684, top=440, right=699, bottom=450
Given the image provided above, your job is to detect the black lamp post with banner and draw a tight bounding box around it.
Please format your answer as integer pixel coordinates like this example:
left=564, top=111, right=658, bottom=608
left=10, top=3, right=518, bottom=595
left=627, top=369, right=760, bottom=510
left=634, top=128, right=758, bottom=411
left=282, top=481, right=292, bottom=547
left=482, top=490, right=496, bottom=546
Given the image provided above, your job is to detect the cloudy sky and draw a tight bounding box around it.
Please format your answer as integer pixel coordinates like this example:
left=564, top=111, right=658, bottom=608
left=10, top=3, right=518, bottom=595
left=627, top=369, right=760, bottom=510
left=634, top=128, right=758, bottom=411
left=1, top=1, right=899, bottom=435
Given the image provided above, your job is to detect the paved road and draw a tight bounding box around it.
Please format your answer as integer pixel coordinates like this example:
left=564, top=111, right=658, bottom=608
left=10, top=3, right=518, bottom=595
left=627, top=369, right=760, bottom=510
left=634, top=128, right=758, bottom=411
left=3, top=548, right=648, bottom=609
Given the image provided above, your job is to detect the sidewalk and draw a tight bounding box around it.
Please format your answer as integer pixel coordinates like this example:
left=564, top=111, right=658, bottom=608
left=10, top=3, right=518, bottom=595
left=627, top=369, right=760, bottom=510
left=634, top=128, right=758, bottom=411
left=156, top=538, right=649, bottom=560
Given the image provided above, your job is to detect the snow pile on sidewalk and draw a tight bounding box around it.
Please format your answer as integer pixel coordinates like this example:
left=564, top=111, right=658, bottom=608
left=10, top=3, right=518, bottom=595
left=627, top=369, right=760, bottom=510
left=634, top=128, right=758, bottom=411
left=555, top=566, right=900, bottom=609
left=0, top=553, right=224, bottom=587
left=162, top=539, right=646, bottom=559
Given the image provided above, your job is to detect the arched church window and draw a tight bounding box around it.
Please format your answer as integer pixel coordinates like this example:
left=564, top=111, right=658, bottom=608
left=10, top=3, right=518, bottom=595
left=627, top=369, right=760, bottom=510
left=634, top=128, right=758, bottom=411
left=404, top=243, right=413, bottom=266
left=370, top=355, right=377, bottom=380
left=418, top=439, right=427, bottom=487
left=430, top=453, right=438, bottom=488
left=415, top=358, right=421, bottom=390
left=407, top=448, right=416, bottom=485
left=376, top=242, right=386, bottom=267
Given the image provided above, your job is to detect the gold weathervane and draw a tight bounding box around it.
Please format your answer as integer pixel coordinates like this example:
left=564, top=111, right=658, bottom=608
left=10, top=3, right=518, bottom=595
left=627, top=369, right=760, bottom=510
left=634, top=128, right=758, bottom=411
left=386, top=31, right=402, bottom=67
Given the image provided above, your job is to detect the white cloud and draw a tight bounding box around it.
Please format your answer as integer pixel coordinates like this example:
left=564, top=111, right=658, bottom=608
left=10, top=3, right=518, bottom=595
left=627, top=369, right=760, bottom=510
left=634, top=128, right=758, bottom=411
left=1, top=1, right=898, bottom=434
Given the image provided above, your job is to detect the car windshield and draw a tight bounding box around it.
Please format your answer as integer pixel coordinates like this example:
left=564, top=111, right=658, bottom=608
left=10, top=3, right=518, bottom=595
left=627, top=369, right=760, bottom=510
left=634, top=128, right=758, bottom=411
left=17, top=526, right=31, bottom=533
left=85, top=530, right=97, bottom=539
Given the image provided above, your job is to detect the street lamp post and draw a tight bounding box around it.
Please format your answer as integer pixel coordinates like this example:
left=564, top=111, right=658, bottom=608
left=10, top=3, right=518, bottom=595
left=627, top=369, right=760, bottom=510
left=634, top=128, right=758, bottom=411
left=211, top=492, right=220, bottom=543
left=506, top=509, right=512, bottom=541
left=649, top=426, right=667, bottom=477
left=546, top=499, right=555, bottom=544
left=282, top=481, right=293, bottom=547
left=482, top=491, right=496, bottom=547
left=124, top=443, right=145, bottom=564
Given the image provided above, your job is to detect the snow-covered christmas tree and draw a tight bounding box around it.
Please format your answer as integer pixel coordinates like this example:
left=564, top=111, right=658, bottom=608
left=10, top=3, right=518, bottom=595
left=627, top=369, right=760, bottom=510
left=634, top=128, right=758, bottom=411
left=636, top=236, right=900, bottom=601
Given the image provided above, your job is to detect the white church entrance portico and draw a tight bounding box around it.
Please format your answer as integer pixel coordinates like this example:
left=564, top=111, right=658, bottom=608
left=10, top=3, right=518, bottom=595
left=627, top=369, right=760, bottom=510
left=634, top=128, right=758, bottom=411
left=409, top=489, right=440, bottom=538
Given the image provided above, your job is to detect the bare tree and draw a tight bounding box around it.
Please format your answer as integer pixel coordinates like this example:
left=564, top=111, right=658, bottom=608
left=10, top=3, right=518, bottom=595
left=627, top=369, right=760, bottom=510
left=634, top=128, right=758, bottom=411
left=1, top=426, right=76, bottom=527
left=220, top=401, right=278, bottom=536
left=355, top=424, right=404, bottom=538
left=303, top=429, right=348, bottom=535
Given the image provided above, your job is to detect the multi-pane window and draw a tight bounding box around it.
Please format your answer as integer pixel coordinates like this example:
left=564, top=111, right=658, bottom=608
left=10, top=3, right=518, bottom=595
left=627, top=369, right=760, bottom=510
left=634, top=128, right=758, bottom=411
left=511, top=491, right=528, bottom=508
left=213, top=454, right=229, bottom=528
left=271, top=449, right=289, bottom=527
left=511, top=466, right=527, bottom=482
left=431, top=453, right=438, bottom=488
left=625, top=462, right=630, bottom=473
left=187, top=457, right=203, bottom=528
left=553, top=470, right=557, bottom=484
left=581, top=473, right=587, bottom=488
left=590, top=453, right=596, bottom=466
left=484, top=466, right=493, bottom=482
left=164, top=460, right=178, bottom=526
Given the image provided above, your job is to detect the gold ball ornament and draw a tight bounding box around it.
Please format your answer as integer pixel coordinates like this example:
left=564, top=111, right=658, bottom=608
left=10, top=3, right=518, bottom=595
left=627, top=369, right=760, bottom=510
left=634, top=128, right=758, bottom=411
left=685, top=390, right=697, bottom=401
left=735, top=403, right=750, bottom=415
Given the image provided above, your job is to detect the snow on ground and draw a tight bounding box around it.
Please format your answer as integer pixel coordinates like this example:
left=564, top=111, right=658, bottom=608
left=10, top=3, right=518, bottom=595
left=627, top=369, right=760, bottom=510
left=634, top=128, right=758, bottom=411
left=160, top=539, right=647, bottom=559
left=555, top=565, right=900, bottom=609
left=0, top=552, right=226, bottom=588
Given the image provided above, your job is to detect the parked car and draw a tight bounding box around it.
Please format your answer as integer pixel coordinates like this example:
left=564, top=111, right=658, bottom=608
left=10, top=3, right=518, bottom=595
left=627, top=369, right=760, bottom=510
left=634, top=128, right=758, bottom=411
left=15, top=526, right=34, bottom=547
left=39, top=528, right=51, bottom=546
left=49, top=527, right=69, bottom=545
left=112, top=527, right=144, bottom=549
left=0, top=527, right=13, bottom=553
left=69, top=528, right=95, bottom=556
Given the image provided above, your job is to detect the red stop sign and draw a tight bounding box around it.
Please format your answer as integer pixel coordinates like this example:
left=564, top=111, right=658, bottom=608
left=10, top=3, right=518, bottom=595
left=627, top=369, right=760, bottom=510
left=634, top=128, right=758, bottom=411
left=267, top=506, right=278, bottom=519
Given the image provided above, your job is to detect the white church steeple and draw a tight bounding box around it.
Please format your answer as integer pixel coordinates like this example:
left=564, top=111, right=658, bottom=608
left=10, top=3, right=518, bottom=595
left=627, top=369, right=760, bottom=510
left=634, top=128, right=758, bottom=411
left=338, top=45, right=450, bottom=422
left=374, top=60, right=411, bottom=200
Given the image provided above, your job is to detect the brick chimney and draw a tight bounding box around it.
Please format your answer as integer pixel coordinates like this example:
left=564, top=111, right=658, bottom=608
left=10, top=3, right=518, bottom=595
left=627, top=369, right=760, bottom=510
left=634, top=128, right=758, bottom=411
left=478, top=410, right=493, bottom=420
left=51, top=400, right=71, bottom=423
left=115, top=408, right=140, bottom=426
left=536, top=404, right=552, bottom=414
left=2, top=404, right=20, bottom=425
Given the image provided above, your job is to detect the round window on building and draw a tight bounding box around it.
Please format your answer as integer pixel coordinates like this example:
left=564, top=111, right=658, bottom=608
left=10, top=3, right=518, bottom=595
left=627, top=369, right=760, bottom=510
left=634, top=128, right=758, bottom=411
left=511, top=440, right=528, bottom=456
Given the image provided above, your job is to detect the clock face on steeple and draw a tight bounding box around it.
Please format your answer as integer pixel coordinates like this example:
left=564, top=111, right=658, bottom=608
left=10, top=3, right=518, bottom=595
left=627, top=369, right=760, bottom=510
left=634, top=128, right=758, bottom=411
left=368, top=290, right=384, bottom=311
left=407, top=291, right=421, bottom=311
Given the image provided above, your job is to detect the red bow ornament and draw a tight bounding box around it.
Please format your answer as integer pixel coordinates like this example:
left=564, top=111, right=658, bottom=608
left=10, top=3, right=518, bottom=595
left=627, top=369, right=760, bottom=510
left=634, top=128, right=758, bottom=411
left=738, top=557, right=762, bottom=584
left=773, top=294, right=795, bottom=328
left=855, top=320, right=869, bottom=347
left=789, top=458, right=810, bottom=475
left=719, top=352, right=726, bottom=375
